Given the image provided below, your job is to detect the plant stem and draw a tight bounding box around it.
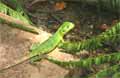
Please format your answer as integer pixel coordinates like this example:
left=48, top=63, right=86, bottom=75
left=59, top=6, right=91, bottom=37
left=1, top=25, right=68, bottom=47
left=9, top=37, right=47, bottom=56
left=0, top=12, right=39, bottom=34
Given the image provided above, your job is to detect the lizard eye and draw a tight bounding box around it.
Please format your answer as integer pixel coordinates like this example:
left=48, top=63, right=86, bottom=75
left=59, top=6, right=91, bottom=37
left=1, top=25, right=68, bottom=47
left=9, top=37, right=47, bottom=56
left=62, top=25, right=69, bottom=32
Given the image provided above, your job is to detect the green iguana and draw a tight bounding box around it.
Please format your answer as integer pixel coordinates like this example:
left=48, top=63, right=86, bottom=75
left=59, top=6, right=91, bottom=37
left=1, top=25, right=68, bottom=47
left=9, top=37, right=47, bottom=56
left=0, top=22, right=74, bottom=71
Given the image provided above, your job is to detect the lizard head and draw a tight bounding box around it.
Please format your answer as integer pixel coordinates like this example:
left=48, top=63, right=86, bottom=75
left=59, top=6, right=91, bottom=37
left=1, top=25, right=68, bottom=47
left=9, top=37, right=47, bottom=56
left=58, top=22, right=75, bottom=36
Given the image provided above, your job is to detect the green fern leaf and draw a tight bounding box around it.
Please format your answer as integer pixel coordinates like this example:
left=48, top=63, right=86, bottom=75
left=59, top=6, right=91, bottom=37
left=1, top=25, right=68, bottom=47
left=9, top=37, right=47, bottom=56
left=96, top=64, right=120, bottom=78
left=0, top=1, right=32, bottom=24
left=59, top=22, right=120, bottom=54
left=112, top=72, right=120, bottom=78
left=46, top=52, right=120, bottom=68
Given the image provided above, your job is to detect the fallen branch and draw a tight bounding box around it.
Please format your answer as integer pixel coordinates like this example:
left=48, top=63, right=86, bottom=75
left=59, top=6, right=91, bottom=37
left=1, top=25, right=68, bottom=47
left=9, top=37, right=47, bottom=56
left=0, top=12, right=39, bottom=34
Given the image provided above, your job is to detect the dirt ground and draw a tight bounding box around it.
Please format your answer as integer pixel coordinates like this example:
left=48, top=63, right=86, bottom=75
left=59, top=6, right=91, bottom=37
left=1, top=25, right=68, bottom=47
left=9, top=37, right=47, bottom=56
left=0, top=24, right=74, bottom=78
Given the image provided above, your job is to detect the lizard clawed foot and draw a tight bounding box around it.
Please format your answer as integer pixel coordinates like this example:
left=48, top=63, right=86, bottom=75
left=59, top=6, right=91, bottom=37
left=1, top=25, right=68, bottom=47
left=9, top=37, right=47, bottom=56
left=29, top=55, right=48, bottom=65
left=29, top=55, right=41, bottom=65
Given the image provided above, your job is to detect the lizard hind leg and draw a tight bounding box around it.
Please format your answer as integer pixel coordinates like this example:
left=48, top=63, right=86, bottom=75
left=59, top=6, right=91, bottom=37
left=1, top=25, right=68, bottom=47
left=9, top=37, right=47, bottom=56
left=29, top=55, right=42, bottom=65
left=29, top=55, right=44, bottom=71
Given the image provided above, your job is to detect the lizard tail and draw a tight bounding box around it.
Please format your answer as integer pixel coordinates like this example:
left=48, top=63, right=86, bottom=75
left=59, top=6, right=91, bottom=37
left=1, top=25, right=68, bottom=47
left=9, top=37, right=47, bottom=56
left=0, top=54, right=30, bottom=72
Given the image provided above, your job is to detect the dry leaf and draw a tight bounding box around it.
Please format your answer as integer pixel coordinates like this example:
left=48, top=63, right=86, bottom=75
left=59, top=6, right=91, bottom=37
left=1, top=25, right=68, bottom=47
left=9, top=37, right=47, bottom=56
left=54, top=1, right=66, bottom=11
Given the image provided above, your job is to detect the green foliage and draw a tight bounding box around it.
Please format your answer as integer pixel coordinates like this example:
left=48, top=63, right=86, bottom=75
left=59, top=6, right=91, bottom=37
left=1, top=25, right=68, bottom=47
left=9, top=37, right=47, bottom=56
left=56, top=22, right=120, bottom=78
left=46, top=52, right=120, bottom=68
left=0, top=1, right=32, bottom=24
left=0, top=1, right=120, bottom=77
left=0, top=1, right=39, bottom=34
left=0, top=17, right=39, bottom=34
left=59, top=22, right=120, bottom=54
left=112, top=72, right=120, bottom=78
left=98, top=0, right=120, bottom=13
left=95, top=64, right=120, bottom=78
left=8, top=0, right=24, bottom=12
left=3, top=0, right=32, bottom=24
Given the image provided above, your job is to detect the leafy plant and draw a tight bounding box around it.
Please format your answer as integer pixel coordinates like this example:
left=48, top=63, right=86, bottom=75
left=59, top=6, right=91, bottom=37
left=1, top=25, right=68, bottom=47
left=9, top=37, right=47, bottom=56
left=0, top=1, right=32, bottom=24
left=46, top=52, right=120, bottom=69
left=112, top=72, right=120, bottom=78
left=0, top=1, right=39, bottom=34
left=59, top=22, right=120, bottom=54
left=95, top=64, right=120, bottom=78
left=1, top=1, right=120, bottom=78
left=47, top=22, right=120, bottom=78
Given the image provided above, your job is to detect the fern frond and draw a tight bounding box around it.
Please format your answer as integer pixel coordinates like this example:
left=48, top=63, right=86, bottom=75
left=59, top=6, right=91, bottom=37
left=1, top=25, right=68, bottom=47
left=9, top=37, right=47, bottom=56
left=112, top=72, right=120, bottom=78
left=46, top=52, right=120, bottom=68
left=1, top=0, right=24, bottom=12
left=0, top=2, right=31, bottom=24
left=8, top=0, right=24, bottom=12
left=98, top=0, right=120, bottom=13
left=59, top=22, right=120, bottom=53
left=2, top=0, right=32, bottom=24
left=59, top=37, right=102, bottom=53
left=95, top=64, right=120, bottom=78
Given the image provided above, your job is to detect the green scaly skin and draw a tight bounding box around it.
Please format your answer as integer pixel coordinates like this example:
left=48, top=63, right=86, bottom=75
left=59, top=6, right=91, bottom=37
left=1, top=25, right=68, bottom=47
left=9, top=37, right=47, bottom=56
left=29, top=21, right=74, bottom=63
left=0, top=22, right=74, bottom=72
